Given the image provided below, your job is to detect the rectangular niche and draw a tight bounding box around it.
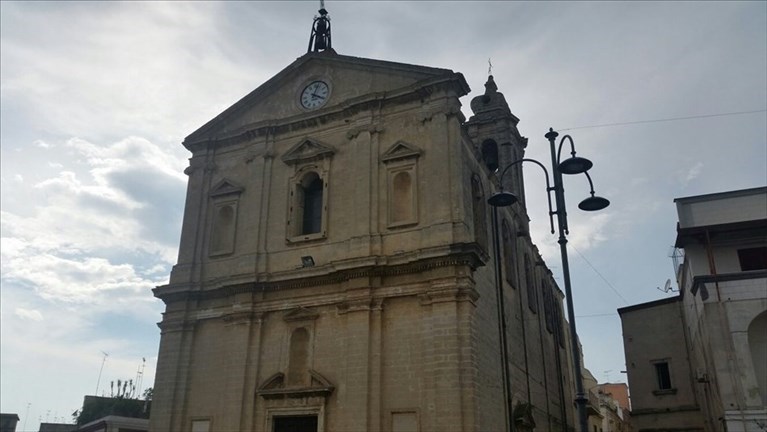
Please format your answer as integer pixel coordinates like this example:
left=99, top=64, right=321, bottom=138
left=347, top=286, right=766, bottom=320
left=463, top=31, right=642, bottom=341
left=381, top=140, right=422, bottom=229
left=387, top=166, right=418, bottom=228
left=209, top=201, right=238, bottom=256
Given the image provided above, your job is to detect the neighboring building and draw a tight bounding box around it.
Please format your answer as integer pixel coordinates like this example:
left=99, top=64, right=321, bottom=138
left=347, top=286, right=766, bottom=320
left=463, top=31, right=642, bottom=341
left=38, top=423, right=76, bottom=432
left=619, top=186, right=767, bottom=432
left=597, top=383, right=630, bottom=413
left=583, top=373, right=633, bottom=432
left=150, top=7, right=587, bottom=432
left=594, top=384, right=631, bottom=432
left=0, top=414, right=19, bottom=432
left=76, top=416, right=148, bottom=432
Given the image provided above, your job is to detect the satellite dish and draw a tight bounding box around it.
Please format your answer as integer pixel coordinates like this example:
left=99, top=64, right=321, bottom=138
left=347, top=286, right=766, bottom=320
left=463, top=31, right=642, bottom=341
left=656, top=278, right=676, bottom=293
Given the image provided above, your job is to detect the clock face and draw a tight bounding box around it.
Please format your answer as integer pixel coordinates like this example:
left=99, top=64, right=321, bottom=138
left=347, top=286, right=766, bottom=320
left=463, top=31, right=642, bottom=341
left=300, top=81, right=330, bottom=110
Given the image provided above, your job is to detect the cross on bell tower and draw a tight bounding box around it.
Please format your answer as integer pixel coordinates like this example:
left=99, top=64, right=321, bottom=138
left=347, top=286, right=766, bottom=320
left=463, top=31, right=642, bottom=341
left=308, top=1, right=332, bottom=53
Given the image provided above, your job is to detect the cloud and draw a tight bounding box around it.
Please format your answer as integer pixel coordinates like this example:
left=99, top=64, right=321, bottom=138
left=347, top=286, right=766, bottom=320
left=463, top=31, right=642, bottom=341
left=681, top=161, right=704, bottom=187
left=1, top=135, right=184, bottom=313
left=14, top=307, right=43, bottom=321
left=0, top=2, right=260, bottom=145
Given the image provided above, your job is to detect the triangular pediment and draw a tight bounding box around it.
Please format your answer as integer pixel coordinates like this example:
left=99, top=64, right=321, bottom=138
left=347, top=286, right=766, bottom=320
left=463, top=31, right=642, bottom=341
left=381, top=140, right=422, bottom=163
left=282, top=138, right=335, bottom=165
left=210, top=179, right=243, bottom=197
left=283, top=307, right=320, bottom=322
left=183, top=52, right=468, bottom=149
left=256, top=370, right=335, bottom=400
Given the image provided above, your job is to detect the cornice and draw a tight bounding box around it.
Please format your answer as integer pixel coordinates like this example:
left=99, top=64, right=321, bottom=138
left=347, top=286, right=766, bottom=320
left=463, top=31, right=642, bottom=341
left=153, top=246, right=485, bottom=304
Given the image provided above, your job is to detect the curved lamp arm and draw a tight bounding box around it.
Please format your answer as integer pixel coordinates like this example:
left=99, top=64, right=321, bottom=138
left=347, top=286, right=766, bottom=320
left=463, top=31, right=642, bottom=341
left=584, top=171, right=597, bottom=195
left=496, top=158, right=556, bottom=234
left=556, top=134, right=577, bottom=165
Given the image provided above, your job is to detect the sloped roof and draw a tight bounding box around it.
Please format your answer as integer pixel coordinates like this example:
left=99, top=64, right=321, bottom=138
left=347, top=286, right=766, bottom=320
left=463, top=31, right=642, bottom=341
left=183, top=50, right=468, bottom=148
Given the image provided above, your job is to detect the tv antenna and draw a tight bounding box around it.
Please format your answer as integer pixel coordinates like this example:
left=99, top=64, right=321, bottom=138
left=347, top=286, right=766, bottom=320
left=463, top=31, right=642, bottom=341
left=135, top=357, right=146, bottom=397
left=95, top=351, right=109, bottom=396
left=656, top=278, right=677, bottom=293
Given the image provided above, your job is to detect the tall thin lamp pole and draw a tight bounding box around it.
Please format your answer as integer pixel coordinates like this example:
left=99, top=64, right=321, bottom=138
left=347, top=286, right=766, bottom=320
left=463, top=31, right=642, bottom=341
left=488, top=128, right=609, bottom=432
left=545, top=128, right=588, bottom=432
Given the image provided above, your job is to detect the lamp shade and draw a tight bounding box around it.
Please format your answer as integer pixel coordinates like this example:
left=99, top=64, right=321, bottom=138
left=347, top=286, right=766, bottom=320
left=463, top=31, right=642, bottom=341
left=488, top=191, right=519, bottom=207
left=578, top=195, right=610, bottom=211
left=558, top=156, right=593, bottom=175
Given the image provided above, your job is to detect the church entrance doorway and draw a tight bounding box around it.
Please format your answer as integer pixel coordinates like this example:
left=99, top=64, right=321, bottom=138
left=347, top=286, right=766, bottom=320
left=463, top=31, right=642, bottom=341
left=273, top=415, right=318, bottom=432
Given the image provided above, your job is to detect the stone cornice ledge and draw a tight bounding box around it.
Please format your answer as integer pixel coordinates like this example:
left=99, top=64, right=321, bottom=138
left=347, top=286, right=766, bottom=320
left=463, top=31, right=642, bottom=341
left=153, top=244, right=484, bottom=303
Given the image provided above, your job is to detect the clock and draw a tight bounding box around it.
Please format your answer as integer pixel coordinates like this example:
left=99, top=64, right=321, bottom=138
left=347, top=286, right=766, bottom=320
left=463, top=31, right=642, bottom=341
left=300, top=80, right=330, bottom=110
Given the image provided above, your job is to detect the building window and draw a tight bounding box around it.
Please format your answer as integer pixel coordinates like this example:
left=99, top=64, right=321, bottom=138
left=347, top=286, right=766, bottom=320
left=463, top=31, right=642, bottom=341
left=555, top=301, right=565, bottom=348
left=481, top=139, right=499, bottom=172
left=282, top=137, right=335, bottom=243
left=524, top=254, right=538, bottom=313
left=542, top=280, right=553, bottom=333
left=301, top=173, right=323, bottom=235
left=471, top=174, right=488, bottom=252
left=288, top=169, right=328, bottom=242
left=191, top=419, right=211, bottom=432
left=738, top=247, right=767, bottom=271
left=502, top=219, right=516, bottom=287
left=653, top=360, right=675, bottom=393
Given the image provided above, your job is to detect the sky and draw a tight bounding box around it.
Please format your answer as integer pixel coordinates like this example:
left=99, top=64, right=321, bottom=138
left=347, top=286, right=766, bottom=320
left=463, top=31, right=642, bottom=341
left=1, top=1, right=765, bottom=430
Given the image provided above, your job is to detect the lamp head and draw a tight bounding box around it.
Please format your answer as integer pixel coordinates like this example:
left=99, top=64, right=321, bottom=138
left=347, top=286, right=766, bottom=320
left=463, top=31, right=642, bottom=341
left=558, top=156, right=593, bottom=175
left=488, top=191, right=519, bottom=207
left=578, top=195, right=610, bottom=211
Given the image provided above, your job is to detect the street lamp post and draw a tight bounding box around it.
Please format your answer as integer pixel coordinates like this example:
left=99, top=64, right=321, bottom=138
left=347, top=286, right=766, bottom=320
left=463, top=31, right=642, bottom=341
left=488, top=128, right=609, bottom=432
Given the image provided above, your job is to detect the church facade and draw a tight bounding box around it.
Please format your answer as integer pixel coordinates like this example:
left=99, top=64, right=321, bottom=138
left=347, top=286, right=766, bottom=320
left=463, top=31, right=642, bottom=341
left=151, top=16, right=578, bottom=432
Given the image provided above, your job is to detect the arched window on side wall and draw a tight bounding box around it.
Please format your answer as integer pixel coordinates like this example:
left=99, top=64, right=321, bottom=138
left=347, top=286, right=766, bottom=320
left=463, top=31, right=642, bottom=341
left=481, top=139, right=499, bottom=172
left=502, top=219, right=516, bottom=287
left=471, top=174, right=488, bottom=252
left=524, top=254, right=538, bottom=313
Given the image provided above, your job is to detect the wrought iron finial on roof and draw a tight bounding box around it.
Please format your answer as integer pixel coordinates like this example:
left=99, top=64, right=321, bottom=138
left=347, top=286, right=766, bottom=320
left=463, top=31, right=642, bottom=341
left=308, top=1, right=332, bottom=53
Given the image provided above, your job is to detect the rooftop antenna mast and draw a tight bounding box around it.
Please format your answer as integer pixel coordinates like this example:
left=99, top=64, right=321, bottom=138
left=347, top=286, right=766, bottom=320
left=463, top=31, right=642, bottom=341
left=95, top=351, right=109, bottom=396
left=135, top=357, right=146, bottom=397
left=308, top=0, right=332, bottom=53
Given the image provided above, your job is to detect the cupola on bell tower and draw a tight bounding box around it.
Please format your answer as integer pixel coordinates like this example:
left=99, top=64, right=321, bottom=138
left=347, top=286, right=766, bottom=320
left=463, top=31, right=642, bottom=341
left=466, top=74, right=529, bottom=210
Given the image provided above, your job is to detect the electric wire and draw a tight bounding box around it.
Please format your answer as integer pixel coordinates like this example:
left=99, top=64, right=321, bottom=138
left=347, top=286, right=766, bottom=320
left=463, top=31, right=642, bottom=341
left=570, top=244, right=630, bottom=305
left=558, top=109, right=767, bottom=132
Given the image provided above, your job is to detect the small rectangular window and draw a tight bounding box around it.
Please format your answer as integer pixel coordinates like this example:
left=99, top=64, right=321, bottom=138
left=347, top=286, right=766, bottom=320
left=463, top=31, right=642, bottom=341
left=654, top=361, right=672, bottom=390
left=191, top=419, right=211, bottom=432
left=738, top=247, right=767, bottom=271
left=392, top=411, right=418, bottom=432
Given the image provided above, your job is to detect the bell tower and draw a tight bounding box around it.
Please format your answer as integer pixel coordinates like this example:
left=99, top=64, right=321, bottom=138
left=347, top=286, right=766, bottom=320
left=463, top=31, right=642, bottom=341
left=466, top=75, right=529, bottom=210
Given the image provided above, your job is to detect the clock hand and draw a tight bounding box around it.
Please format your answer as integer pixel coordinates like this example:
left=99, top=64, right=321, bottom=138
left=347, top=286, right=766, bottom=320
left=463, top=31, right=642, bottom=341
left=311, top=93, right=326, bottom=100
